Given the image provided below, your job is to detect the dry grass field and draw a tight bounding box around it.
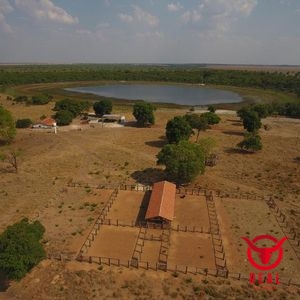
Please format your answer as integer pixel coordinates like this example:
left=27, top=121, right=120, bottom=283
left=0, top=91, right=300, bottom=299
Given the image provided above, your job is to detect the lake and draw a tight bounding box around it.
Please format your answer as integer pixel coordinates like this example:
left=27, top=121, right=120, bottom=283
left=65, top=83, right=242, bottom=106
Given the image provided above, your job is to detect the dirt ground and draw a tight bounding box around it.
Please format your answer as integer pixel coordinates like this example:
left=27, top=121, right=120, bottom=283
left=106, top=190, right=149, bottom=225
left=173, top=195, right=210, bottom=231
left=0, top=91, right=300, bottom=298
left=87, top=226, right=139, bottom=261
left=216, top=197, right=300, bottom=281
left=168, top=232, right=215, bottom=269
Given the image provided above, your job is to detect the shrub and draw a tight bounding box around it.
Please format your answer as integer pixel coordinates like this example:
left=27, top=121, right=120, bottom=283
left=201, top=112, right=221, bottom=125
left=55, top=110, right=74, bottom=126
left=166, top=116, right=193, bottom=144
left=16, top=118, right=32, bottom=128
left=237, top=133, right=262, bottom=152
left=93, top=99, right=112, bottom=116
left=0, top=218, right=46, bottom=280
left=133, top=101, right=156, bottom=127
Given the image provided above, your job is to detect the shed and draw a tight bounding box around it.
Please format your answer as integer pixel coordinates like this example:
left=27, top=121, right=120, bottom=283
left=32, top=117, right=56, bottom=129
left=145, top=181, right=176, bottom=225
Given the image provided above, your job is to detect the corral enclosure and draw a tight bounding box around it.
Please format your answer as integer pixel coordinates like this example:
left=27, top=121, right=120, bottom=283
left=82, top=188, right=217, bottom=270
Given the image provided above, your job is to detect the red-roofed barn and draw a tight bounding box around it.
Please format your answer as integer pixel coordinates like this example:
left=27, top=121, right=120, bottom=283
left=145, top=181, right=176, bottom=226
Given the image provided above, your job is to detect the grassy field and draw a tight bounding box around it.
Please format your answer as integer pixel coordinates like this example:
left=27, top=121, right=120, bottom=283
left=0, top=88, right=300, bottom=298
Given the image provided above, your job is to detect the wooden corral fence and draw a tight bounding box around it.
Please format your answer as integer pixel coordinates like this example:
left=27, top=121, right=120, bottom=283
left=78, top=188, right=119, bottom=255
left=266, top=197, right=300, bottom=260
left=58, top=254, right=300, bottom=288
left=205, top=191, right=227, bottom=270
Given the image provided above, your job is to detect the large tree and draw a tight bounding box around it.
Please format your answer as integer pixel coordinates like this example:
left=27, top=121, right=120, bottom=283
left=157, top=140, right=205, bottom=184
left=184, top=114, right=208, bottom=141
left=0, top=218, right=45, bottom=280
left=201, top=112, right=221, bottom=125
left=0, top=106, right=16, bottom=144
left=166, top=116, right=193, bottom=144
left=133, top=101, right=156, bottom=127
left=241, top=110, right=262, bottom=132
left=54, top=99, right=89, bottom=117
left=93, top=99, right=112, bottom=116
left=55, top=110, right=74, bottom=126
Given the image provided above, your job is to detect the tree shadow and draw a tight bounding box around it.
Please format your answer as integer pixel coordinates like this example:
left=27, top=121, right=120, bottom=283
left=145, top=140, right=167, bottom=148
left=135, top=191, right=151, bottom=225
left=0, top=274, right=10, bottom=292
left=224, top=147, right=255, bottom=155
left=124, top=121, right=138, bottom=127
left=131, top=168, right=166, bottom=185
left=222, top=130, right=244, bottom=136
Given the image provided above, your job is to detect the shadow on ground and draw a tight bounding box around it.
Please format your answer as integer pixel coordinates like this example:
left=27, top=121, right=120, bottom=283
left=222, top=130, right=244, bottom=136
left=145, top=140, right=166, bottom=148
left=131, top=168, right=166, bottom=185
left=135, top=191, right=151, bottom=225
left=224, top=147, right=254, bottom=155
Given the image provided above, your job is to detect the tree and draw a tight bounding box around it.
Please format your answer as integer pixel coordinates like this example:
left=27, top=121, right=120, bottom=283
left=242, top=110, right=262, bottom=132
left=0, top=218, right=45, bottom=281
left=201, top=112, right=221, bottom=125
left=237, top=133, right=262, bottom=152
left=207, top=105, right=216, bottom=113
left=197, top=137, right=216, bottom=159
left=0, top=106, right=16, bottom=144
left=252, top=104, right=272, bottom=119
left=184, top=114, right=208, bottom=141
left=54, top=110, right=73, bottom=126
left=0, top=148, right=22, bottom=173
left=16, top=119, right=32, bottom=128
left=157, top=140, right=205, bottom=184
left=54, top=99, right=89, bottom=117
left=133, top=101, right=156, bottom=127
left=93, top=99, right=112, bottom=116
left=166, top=116, right=193, bottom=144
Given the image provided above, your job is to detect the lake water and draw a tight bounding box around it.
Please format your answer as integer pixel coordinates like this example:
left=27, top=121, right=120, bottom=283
left=65, top=84, right=242, bottom=106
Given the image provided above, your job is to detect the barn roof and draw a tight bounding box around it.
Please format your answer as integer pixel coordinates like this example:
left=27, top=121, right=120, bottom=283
left=40, top=118, right=56, bottom=126
left=145, top=181, right=176, bottom=222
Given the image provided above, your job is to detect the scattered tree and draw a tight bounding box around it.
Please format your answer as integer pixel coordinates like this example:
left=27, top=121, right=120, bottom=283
left=157, top=140, right=205, bottom=184
left=16, top=118, right=32, bottom=128
left=184, top=114, right=208, bottom=141
left=0, top=218, right=46, bottom=281
left=207, top=105, right=216, bottom=113
left=241, top=110, right=262, bottom=132
left=133, top=101, right=156, bottom=127
left=0, top=148, right=22, bottom=173
left=166, top=116, right=193, bottom=144
left=197, top=137, right=216, bottom=159
left=0, top=106, right=16, bottom=144
left=252, top=104, right=272, bottom=119
left=54, top=110, right=73, bottom=126
left=237, top=133, right=262, bottom=152
left=54, top=99, right=89, bottom=117
left=93, top=99, right=113, bottom=116
left=201, top=112, right=221, bottom=125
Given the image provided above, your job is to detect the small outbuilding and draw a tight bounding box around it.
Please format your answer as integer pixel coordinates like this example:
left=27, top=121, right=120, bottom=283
left=32, top=117, right=56, bottom=129
left=145, top=181, right=176, bottom=226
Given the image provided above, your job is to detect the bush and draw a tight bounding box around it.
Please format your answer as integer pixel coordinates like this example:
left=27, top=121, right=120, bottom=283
left=207, top=105, right=216, bottom=113
left=242, top=110, right=262, bottom=132
left=237, top=133, right=262, bottom=152
left=31, top=95, right=50, bottom=105
left=166, top=116, right=193, bottom=144
left=16, top=118, right=32, bottom=128
left=157, top=140, right=205, bottom=184
left=133, top=101, right=156, bottom=127
left=93, top=99, right=112, bottom=116
left=0, top=106, right=16, bottom=143
left=54, top=99, right=89, bottom=117
left=0, top=218, right=46, bottom=280
left=55, top=110, right=74, bottom=126
left=13, top=95, right=28, bottom=103
left=201, top=112, right=221, bottom=125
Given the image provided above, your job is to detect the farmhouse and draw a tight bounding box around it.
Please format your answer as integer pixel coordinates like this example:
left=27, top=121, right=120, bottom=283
left=32, top=117, right=56, bottom=129
left=145, top=181, right=176, bottom=226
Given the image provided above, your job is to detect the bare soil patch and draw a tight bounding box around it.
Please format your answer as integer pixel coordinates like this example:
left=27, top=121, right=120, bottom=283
left=168, top=232, right=215, bottom=269
left=87, top=225, right=139, bottom=261
left=173, top=195, right=210, bottom=231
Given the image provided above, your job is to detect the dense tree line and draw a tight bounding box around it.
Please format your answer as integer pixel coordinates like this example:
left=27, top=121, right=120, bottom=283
left=0, top=65, right=299, bottom=96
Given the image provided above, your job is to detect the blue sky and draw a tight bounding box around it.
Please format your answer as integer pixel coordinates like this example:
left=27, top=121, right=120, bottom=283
left=0, top=0, right=299, bottom=64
